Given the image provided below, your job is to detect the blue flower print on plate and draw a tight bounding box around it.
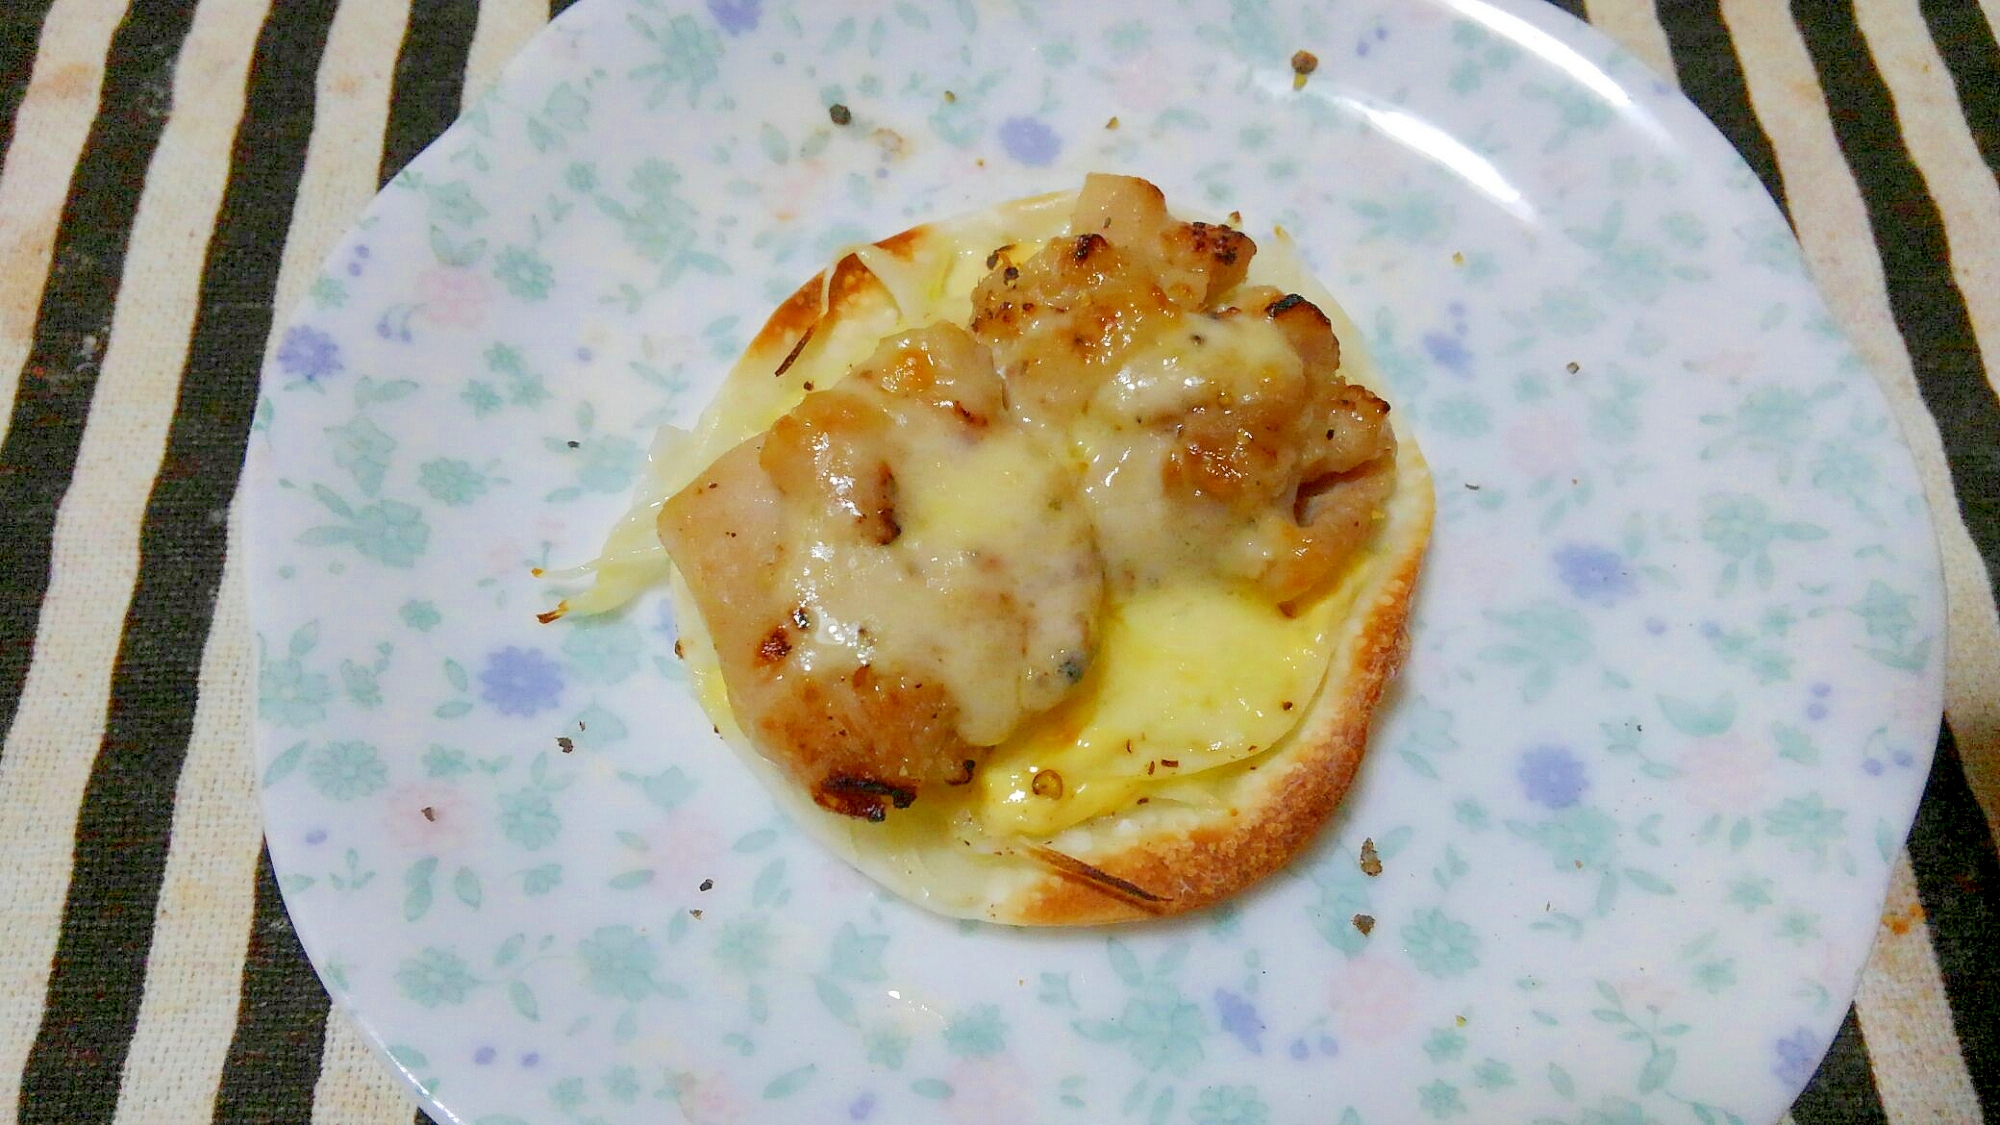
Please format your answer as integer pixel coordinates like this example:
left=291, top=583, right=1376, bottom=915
left=244, top=1, right=1945, bottom=1124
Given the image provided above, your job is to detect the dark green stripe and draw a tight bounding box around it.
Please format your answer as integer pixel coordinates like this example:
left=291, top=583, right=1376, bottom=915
left=212, top=849, right=334, bottom=1125
left=1540, top=0, right=1588, bottom=25
left=1793, top=0, right=2000, bottom=599
left=1656, top=0, right=1790, bottom=221
left=379, top=0, right=479, bottom=187
left=1789, top=1005, right=1890, bottom=1125
left=1906, top=724, right=2000, bottom=1118
left=0, top=0, right=61, bottom=160
left=0, top=2, right=195, bottom=758
left=1917, top=0, right=2000, bottom=178
left=18, top=2, right=340, bottom=1120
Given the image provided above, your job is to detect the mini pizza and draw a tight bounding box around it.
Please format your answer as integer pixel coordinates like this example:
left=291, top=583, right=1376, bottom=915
left=564, top=174, right=1434, bottom=925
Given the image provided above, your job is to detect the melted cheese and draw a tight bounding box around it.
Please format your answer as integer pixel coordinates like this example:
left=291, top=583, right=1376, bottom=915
left=788, top=418, right=1096, bottom=746
left=975, top=581, right=1343, bottom=835
left=1071, top=314, right=1310, bottom=591
left=570, top=203, right=1395, bottom=843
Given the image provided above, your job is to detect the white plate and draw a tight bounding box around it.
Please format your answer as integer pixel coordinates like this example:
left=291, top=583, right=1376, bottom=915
left=245, top=2, right=1945, bottom=1123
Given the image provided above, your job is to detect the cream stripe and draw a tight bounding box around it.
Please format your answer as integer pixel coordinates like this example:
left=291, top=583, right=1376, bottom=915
left=1582, top=0, right=1678, bottom=89
left=1859, top=0, right=2000, bottom=400
left=259, top=0, right=412, bottom=370
left=310, top=1009, right=419, bottom=1125
left=460, top=0, right=546, bottom=112
left=107, top=0, right=413, bottom=1118
left=0, top=0, right=125, bottom=446
left=1718, top=0, right=2000, bottom=846
left=1853, top=852, right=1985, bottom=1124
left=0, top=0, right=270, bottom=1110
left=105, top=510, right=256, bottom=1125
left=1983, top=1, right=2000, bottom=47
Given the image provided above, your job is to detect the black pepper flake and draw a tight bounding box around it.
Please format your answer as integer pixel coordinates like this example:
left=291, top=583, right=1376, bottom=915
left=1353, top=913, right=1375, bottom=935
left=566, top=440, right=580, bottom=449
left=1071, top=232, right=1107, bottom=262
left=557, top=736, right=574, bottom=753
left=802, top=380, right=814, bottom=390
left=420, top=806, right=436, bottom=822
left=1159, top=759, right=1180, bottom=769
left=689, top=909, right=703, bottom=919
left=1360, top=837, right=1383, bottom=876
left=1465, top=483, right=1481, bottom=491
left=1566, top=361, right=1581, bottom=374
left=699, top=878, right=714, bottom=891
left=1281, top=700, right=1294, bottom=711
left=829, top=103, right=852, bottom=126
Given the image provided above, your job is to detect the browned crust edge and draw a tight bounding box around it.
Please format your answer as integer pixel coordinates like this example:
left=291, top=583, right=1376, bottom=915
left=998, top=498, right=1434, bottom=926
left=745, top=248, right=899, bottom=366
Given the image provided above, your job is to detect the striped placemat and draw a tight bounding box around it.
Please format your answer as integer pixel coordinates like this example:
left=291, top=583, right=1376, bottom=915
left=0, top=1, right=1993, bottom=1122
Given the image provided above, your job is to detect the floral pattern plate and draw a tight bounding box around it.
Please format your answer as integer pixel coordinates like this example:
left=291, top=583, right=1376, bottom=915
left=244, top=1, right=1946, bottom=1123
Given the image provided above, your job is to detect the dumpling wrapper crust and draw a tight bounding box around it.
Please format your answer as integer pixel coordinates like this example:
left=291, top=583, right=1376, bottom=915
left=659, top=185, right=1434, bottom=926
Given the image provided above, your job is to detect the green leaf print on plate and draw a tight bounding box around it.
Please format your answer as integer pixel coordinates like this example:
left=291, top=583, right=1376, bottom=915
left=245, top=1, right=1944, bottom=1123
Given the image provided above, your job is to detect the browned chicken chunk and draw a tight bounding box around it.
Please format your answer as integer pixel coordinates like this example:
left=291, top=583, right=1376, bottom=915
left=972, top=175, right=1397, bottom=604
left=660, top=324, right=1103, bottom=820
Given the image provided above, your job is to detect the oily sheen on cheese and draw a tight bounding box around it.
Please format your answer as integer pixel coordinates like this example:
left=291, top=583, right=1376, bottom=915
left=569, top=175, right=1433, bottom=925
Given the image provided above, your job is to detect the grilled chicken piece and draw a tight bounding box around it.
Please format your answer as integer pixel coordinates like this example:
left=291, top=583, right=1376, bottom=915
left=660, top=323, right=1104, bottom=821
left=973, top=176, right=1397, bottom=604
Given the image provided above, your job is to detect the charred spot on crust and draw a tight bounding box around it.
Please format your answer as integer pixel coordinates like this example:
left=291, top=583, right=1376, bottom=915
left=815, top=774, right=919, bottom=821
left=1071, top=232, right=1108, bottom=262
left=1266, top=292, right=1308, bottom=315
left=945, top=758, right=978, bottom=785
left=756, top=626, right=792, bottom=665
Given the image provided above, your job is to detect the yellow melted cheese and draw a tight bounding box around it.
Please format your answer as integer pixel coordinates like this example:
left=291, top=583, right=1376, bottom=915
left=570, top=207, right=1383, bottom=842
left=975, top=581, right=1342, bottom=835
